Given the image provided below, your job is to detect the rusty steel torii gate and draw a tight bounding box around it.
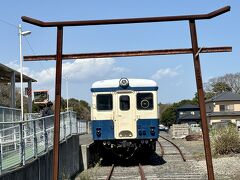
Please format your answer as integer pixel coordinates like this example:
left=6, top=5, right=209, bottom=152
left=22, top=6, right=231, bottom=180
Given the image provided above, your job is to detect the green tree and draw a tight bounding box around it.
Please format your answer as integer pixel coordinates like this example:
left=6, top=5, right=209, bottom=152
left=212, top=82, right=232, bottom=94
left=0, top=83, right=28, bottom=112
left=161, top=99, right=197, bottom=127
left=61, top=98, right=90, bottom=120
left=193, top=91, right=215, bottom=102
left=161, top=106, right=176, bottom=126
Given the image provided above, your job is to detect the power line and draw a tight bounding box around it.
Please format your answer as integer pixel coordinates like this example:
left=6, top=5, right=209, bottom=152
left=24, top=36, right=54, bottom=78
left=0, top=18, right=18, bottom=29
left=24, top=36, right=71, bottom=82
left=24, top=36, right=36, bottom=54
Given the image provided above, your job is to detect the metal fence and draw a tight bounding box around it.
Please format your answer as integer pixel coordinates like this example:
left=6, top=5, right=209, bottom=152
left=0, top=106, right=21, bottom=123
left=0, top=108, right=88, bottom=174
left=78, top=120, right=91, bottom=135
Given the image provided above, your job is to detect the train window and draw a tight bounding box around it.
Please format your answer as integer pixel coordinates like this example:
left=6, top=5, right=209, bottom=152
left=97, top=94, right=113, bottom=111
left=137, top=93, right=153, bottom=110
left=120, top=95, right=130, bottom=111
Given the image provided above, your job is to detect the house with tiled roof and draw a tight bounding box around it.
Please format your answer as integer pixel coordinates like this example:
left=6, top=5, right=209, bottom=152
left=205, top=92, right=240, bottom=129
left=176, top=104, right=201, bottom=125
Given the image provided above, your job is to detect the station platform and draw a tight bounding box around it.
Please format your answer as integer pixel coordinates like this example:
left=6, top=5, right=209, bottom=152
left=78, top=133, right=98, bottom=172
left=79, top=133, right=93, bottom=145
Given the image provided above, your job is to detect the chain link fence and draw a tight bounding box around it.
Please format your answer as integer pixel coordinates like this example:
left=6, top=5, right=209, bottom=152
left=0, top=106, right=89, bottom=174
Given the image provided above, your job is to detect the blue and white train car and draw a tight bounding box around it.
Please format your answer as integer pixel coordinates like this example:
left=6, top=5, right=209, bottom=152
left=91, top=78, right=159, bottom=158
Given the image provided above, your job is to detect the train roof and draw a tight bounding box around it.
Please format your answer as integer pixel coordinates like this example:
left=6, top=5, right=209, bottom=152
left=91, top=78, right=158, bottom=92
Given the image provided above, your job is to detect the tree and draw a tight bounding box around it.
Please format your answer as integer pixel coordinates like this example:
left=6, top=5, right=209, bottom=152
left=0, top=83, right=28, bottom=111
left=161, top=106, right=176, bottom=127
left=60, top=98, right=90, bottom=120
left=160, top=99, right=197, bottom=127
left=158, top=103, right=171, bottom=120
left=205, top=73, right=240, bottom=94
left=212, top=82, right=232, bottom=94
left=193, top=91, right=215, bottom=102
left=0, top=83, right=11, bottom=106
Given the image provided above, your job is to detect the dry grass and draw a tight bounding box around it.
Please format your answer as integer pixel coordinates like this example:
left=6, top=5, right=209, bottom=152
left=211, top=126, right=240, bottom=155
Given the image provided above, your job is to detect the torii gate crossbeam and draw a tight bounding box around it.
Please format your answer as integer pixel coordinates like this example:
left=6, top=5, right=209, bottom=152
left=22, top=6, right=231, bottom=180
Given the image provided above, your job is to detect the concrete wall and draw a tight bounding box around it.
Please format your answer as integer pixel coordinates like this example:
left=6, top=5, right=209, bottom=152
left=80, top=143, right=100, bottom=170
left=0, top=135, right=80, bottom=180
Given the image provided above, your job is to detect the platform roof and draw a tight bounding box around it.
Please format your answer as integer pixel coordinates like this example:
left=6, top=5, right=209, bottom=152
left=0, top=63, right=37, bottom=83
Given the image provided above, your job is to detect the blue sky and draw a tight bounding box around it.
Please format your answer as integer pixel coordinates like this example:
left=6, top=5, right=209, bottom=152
left=0, top=0, right=239, bottom=104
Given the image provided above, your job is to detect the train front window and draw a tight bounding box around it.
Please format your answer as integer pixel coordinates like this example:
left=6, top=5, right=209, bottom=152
left=137, top=93, right=153, bottom=110
left=97, top=94, right=113, bottom=110
left=120, top=95, right=130, bottom=111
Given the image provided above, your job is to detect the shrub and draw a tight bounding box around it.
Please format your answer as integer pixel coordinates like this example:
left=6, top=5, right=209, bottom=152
left=211, top=125, right=240, bottom=155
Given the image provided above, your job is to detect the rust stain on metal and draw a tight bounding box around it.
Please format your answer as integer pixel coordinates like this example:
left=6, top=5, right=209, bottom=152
left=52, top=26, right=63, bottom=180
left=189, top=20, right=214, bottom=180
left=24, top=46, right=232, bottom=61
left=21, top=6, right=230, bottom=27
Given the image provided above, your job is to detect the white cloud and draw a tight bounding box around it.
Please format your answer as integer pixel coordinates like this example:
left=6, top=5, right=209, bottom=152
left=151, top=65, right=182, bottom=80
left=7, top=58, right=126, bottom=85
left=6, top=58, right=126, bottom=100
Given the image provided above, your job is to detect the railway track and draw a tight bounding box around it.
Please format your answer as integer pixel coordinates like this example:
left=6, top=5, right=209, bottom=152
left=158, top=135, right=186, bottom=162
left=76, top=132, right=209, bottom=179
left=106, top=163, right=146, bottom=180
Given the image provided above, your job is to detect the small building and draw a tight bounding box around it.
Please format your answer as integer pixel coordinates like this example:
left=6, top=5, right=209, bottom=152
left=176, top=104, right=201, bottom=125
left=205, top=92, right=240, bottom=128
left=0, top=63, right=36, bottom=112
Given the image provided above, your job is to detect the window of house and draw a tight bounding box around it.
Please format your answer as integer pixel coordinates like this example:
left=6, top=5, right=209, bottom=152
left=97, top=94, right=113, bottom=110
left=219, top=104, right=234, bottom=112
left=220, top=105, right=225, bottom=112
left=137, top=93, right=153, bottom=110
left=120, top=95, right=130, bottom=111
left=225, top=104, right=234, bottom=112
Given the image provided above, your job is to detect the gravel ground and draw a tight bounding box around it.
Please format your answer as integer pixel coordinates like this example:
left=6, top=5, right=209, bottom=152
left=75, top=132, right=240, bottom=179
left=171, top=136, right=240, bottom=179
left=197, top=155, right=240, bottom=180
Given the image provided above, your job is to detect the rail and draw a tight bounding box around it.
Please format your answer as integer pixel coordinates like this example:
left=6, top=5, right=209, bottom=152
left=106, top=164, right=115, bottom=180
left=159, top=136, right=186, bottom=162
left=138, top=163, right=146, bottom=180
left=0, top=109, right=88, bottom=174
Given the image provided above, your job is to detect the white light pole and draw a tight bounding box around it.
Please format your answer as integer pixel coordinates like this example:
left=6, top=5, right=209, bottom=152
left=65, top=76, right=69, bottom=111
left=19, top=24, right=31, bottom=121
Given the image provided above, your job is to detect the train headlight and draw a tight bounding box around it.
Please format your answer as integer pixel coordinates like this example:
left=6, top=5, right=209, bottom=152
left=150, top=127, right=155, bottom=136
left=119, top=78, right=129, bottom=88
left=96, top=128, right=101, bottom=137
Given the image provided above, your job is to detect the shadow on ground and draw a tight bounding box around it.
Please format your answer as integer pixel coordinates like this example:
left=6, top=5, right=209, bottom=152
left=100, top=151, right=166, bottom=167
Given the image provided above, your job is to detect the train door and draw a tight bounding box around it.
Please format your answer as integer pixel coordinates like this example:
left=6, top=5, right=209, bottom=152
left=115, top=92, right=136, bottom=139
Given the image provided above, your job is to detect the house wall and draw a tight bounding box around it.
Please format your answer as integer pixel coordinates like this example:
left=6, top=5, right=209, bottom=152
left=208, top=116, right=240, bottom=125
left=206, top=102, right=213, bottom=113
left=213, top=101, right=240, bottom=112
left=206, top=101, right=240, bottom=126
